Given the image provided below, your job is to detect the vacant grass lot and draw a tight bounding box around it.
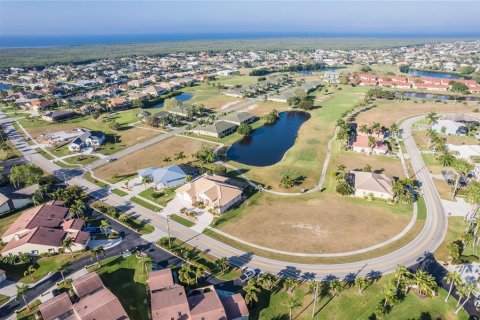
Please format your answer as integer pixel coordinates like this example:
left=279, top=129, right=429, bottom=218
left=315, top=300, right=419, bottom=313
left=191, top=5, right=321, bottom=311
left=355, top=100, right=476, bottom=126
left=251, top=273, right=468, bottom=320
left=93, top=135, right=214, bottom=182
left=413, top=130, right=479, bottom=150
left=181, top=84, right=241, bottom=110
left=215, top=192, right=412, bottom=253
left=18, top=115, right=159, bottom=155
left=238, top=100, right=290, bottom=117
left=226, top=85, right=369, bottom=191
left=92, top=255, right=149, bottom=320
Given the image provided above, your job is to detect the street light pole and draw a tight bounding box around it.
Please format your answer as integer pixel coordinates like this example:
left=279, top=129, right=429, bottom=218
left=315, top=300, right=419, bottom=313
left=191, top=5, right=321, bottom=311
left=312, top=281, right=318, bottom=319
left=167, top=214, right=171, bottom=248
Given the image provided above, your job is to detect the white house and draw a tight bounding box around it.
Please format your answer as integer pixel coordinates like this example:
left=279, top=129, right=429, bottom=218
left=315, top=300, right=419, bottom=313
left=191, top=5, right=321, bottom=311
left=68, top=130, right=106, bottom=152
left=175, top=174, right=243, bottom=213
left=349, top=171, right=394, bottom=200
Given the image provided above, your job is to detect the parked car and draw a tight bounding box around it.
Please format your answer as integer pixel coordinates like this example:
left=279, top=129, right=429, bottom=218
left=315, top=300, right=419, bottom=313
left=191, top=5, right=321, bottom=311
left=239, top=268, right=260, bottom=282
left=106, top=157, right=116, bottom=162
left=121, top=250, right=132, bottom=258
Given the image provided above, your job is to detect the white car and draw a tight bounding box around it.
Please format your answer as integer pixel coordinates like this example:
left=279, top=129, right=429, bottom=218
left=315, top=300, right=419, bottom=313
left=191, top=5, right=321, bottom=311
left=106, top=157, right=116, bottom=162
left=239, top=268, right=260, bottom=282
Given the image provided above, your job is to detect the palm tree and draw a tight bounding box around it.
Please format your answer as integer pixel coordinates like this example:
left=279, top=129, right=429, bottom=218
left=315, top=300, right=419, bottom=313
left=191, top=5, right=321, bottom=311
left=100, top=219, right=111, bottom=234
left=178, top=264, right=194, bottom=286
left=371, top=122, right=382, bottom=137
left=354, top=277, right=369, bottom=295
left=119, top=213, right=130, bottom=222
left=283, top=296, right=300, bottom=320
left=329, top=279, right=343, bottom=297
left=383, top=284, right=397, bottom=308
left=359, top=124, right=369, bottom=134
left=456, top=282, right=477, bottom=314
left=62, top=237, right=75, bottom=257
left=215, top=257, right=229, bottom=273
left=142, top=255, right=153, bottom=274
left=243, top=279, right=261, bottom=307
left=336, top=163, right=347, bottom=175
left=368, top=136, right=377, bottom=152
left=444, top=271, right=462, bottom=302
left=452, top=159, right=474, bottom=199
left=284, top=277, right=297, bottom=293
left=24, top=265, right=36, bottom=280
left=390, top=122, right=399, bottom=137
left=163, top=156, right=172, bottom=164
left=56, top=265, right=67, bottom=282
left=413, top=269, right=437, bottom=297
left=393, top=265, right=411, bottom=292
left=174, top=151, right=186, bottom=161
left=193, top=264, right=205, bottom=284
left=427, top=111, right=439, bottom=124
left=16, top=284, right=29, bottom=310
left=259, top=273, right=276, bottom=290
left=69, top=199, right=86, bottom=219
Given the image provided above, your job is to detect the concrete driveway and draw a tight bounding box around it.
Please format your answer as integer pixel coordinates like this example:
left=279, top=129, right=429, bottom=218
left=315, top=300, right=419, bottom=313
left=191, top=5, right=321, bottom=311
left=161, top=197, right=213, bottom=232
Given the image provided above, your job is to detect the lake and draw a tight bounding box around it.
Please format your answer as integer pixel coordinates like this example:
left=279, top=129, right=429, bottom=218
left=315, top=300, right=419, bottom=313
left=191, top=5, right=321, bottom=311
left=153, top=92, right=193, bottom=108
left=227, top=111, right=310, bottom=166
left=395, top=91, right=480, bottom=102
left=408, top=69, right=461, bottom=79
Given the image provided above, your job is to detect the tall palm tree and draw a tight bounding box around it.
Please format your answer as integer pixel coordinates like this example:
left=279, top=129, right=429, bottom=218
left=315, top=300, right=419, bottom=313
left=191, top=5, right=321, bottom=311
left=62, top=237, right=75, bottom=258
left=383, top=284, right=397, bottom=307
left=393, top=265, right=411, bottom=292
left=215, top=257, right=229, bottom=273
left=413, top=269, right=437, bottom=297
left=56, top=265, right=67, bottom=282
left=284, top=277, right=297, bottom=293
left=193, top=264, right=205, bottom=284
left=390, top=122, right=399, bottom=138
left=243, top=279, right=261, bottom=307
left=283, top=296, right=300, bottom=320
left=444, top=271, right=462, bottom=302
left=456, top=282, right=477, bottom=314
left=427, top=111, right=439, bottom=124
left=142, top=255, right=153, bottom=274
left=452, top=159, right=474, bottom=199
left=100, top=219, right=111, bottom=234
left=371, top=122, right=382, bottom=137
left=16, top=284, right=29, bottom=310
left=329, top=279, right=343, bottom=297
left=24, top=265, right=36, bottom=280
left=179, top=264, right=194, bottom=286
left=359, top=124, right=369, bottom=134
left=354, top=277, right=369, bottom=295
left=174, top=151, right=186, bottom=161
left=368, top=136, right=377, bottom=152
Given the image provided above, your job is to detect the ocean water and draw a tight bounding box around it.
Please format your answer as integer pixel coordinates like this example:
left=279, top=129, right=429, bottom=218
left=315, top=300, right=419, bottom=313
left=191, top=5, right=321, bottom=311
left=1, top=32, right=479, bottom=49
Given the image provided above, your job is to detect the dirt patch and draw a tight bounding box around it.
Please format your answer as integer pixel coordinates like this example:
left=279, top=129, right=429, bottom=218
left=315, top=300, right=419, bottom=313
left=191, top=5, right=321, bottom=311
left=218, top=193, right=412, bottom=253
left=356, top=101, right=476, bottom=126
left=94, top=136, right=214, bottom=182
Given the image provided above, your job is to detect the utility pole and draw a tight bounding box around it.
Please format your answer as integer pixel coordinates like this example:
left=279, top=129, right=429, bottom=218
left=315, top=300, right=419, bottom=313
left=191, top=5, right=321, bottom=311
left=167, top=214, right=172, bottom=248
left=311, top=281, right=319, bottom=319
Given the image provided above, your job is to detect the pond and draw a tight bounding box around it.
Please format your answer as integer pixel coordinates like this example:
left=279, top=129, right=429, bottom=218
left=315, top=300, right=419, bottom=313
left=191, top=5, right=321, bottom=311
left=407, top=69, right=461, bottom=80
left=395, top=91, right=480, bottom=102
left=153, top=92, right=193, bottom=108
left=227, top=111, right=310, bottom=167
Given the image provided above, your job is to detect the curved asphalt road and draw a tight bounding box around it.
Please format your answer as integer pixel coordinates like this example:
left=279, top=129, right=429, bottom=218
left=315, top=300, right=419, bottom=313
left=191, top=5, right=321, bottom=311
left=1, top=113, right=448, bottom=280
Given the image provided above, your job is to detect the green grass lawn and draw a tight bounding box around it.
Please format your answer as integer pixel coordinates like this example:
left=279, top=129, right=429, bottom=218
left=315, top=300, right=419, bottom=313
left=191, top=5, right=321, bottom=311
left=63, top=155, right=99, bottom=165
left=35, top=148, right=55, bottom=160
left=157, top=238, right=241, bottom=281
left=0, top=253, right=87, bottom=284
left=111, top=188, right=128, bottom=197
left=83, top=171, right=110, bottom=188
left=0, top=294, right=9, bottom=306
left=251, top=274, right=468, bottom=320
left=138, top=187, right=176, bottom=206
left=170, top=214, right=195, bottom=227
left=53, top=160, right=79, bottom=169
left=130, top=196, right=162, bottom=212
left=16, top=299, right=41, bottom=320
left=91, top=200, right=154, bottom=235
left=0, top=211, right=23, bottom=236
left=87, top=255, right=149, bottom=320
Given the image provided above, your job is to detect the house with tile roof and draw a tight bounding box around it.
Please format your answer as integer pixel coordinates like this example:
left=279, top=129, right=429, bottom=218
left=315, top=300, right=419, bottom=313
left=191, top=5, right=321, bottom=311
left=175, top=174, right=243, bottom=213
left=148, top=269, right=249, bottom=320
left=0, top=201, right=90, bottom=256
left=349, top=171, right=394, bottom=200
left=351, top=135, right=389, bottom=155
left=39, top=272, right=129, bottom=320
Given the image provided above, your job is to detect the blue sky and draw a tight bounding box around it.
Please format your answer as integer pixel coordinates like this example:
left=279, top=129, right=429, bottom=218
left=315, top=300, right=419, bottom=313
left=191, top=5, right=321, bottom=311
left=0, top=1, right=479, bottom=37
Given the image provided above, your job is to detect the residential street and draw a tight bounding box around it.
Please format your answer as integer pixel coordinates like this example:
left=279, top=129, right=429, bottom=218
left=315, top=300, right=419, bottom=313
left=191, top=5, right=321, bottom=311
left=2, top=111, right=478, bottom=317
